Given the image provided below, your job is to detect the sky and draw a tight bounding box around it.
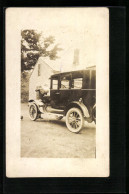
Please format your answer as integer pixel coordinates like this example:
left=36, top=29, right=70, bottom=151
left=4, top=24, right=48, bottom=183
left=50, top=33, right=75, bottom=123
left=19, top=8, right=109, bottom=71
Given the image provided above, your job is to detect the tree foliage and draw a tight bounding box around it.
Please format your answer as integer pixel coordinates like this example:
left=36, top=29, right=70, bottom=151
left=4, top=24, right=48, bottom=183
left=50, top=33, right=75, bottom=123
left=21, top=30, right=62, bottom=72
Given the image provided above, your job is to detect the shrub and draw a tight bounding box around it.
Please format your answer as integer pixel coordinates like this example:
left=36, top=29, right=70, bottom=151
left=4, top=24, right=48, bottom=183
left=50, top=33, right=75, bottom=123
left=21, top=71, right=31, bottom=103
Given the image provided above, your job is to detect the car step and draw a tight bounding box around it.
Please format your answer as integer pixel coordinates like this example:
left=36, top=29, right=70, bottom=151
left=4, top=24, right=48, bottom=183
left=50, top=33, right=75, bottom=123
left=40, top=112, right=64, bottom=119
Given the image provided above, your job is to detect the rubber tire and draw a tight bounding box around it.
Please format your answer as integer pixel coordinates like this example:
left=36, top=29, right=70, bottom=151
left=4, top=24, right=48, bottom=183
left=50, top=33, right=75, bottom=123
left=29, top=103, right=38, bottom=121
left=66, top=108, right=84, bottom=133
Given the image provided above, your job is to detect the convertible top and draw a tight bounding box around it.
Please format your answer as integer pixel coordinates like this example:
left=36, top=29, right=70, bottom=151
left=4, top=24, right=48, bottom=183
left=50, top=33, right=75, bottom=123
left=50, top=69, right=95, bottom=79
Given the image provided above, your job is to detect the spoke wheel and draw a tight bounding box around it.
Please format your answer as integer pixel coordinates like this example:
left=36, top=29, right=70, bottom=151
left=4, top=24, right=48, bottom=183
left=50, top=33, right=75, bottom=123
left=66, top=108, right=84, bottom=133
left=29, top=103, right=38, bottom=121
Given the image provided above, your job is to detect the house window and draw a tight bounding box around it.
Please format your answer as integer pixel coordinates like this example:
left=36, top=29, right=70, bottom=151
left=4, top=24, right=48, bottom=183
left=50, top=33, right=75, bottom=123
left=71, top=78, right=82, bottom=89
left=38, top=63, right=41, bottom=76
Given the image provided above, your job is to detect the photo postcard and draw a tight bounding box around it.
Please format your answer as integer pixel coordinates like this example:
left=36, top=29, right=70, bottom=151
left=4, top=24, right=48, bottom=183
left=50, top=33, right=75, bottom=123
left=6, top=7, right=109, bottom=177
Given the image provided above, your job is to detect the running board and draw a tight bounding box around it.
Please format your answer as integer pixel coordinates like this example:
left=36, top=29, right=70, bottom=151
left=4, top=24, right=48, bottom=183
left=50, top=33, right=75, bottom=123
left=45, top=106, right=64, bottom=115
left=40, top=112, right=64, bottom=119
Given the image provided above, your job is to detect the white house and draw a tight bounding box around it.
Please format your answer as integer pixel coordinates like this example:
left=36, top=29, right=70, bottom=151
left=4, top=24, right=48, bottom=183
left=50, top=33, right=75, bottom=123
left=29, top=57, right=59, bottom=100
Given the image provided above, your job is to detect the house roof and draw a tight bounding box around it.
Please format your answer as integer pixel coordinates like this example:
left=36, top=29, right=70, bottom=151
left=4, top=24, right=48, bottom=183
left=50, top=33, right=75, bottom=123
left=31, top=56, right=96, bottom=75
left=39, top=57, right=61, bottom=72
left=86, top=65, right=96, bottom=69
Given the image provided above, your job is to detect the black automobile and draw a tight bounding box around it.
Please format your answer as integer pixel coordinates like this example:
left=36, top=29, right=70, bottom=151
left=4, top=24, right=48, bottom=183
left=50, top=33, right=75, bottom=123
left=28, top=69, right=96, bottom=133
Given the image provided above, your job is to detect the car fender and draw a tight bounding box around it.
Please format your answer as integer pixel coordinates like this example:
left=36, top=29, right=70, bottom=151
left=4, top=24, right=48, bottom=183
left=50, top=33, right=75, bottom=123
left=28, top=99, right=44, bottom=113
left=65, top=101, right=90, bottom=118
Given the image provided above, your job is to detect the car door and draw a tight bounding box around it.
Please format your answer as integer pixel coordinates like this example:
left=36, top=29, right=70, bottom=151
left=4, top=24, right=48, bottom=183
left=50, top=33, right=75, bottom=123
left=50, top=77, right=60, bottom=108
left=59, top=74, right=83, bottom=107
left=59, top=76, right=71, bottom=108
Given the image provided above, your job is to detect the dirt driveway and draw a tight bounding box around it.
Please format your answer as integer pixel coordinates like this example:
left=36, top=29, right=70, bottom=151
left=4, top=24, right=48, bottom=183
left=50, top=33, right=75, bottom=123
left=21, top=103, right=96, bottom=158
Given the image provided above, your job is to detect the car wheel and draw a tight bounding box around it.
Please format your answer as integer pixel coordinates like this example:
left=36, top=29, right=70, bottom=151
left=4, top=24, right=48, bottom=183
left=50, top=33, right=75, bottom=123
left=66, top=108, right=84, bottom=133
left=29, top=103, right=38, bottom=121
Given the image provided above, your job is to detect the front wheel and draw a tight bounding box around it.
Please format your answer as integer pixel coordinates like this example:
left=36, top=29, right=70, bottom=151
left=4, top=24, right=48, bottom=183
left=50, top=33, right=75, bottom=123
left=29, top=103, right=38, bottom=121
left=66, top=108, right=84, bottom=133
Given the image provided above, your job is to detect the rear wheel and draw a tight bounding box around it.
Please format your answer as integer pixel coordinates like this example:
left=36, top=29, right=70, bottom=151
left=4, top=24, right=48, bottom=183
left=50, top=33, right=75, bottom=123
left=29, top=103, right=38, bottom=121
left=66, top=108, right=84, bottom=133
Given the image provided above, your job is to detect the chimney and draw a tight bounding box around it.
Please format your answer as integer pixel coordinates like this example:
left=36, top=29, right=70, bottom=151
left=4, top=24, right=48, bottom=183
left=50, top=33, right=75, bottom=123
left=73, top=49, right=79, bottom=66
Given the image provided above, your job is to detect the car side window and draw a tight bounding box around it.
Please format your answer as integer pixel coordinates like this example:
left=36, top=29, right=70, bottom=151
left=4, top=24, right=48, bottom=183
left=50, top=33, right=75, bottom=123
left=52, top=79, right=58, bottom=89
left=60, top=80, right=70, bottom=89
left=71, top=78, right=83, bottom=89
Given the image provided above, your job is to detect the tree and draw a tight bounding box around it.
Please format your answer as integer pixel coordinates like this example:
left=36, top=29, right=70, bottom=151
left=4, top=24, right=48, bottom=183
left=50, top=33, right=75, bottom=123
left=21, top=30, right=62, bottom=72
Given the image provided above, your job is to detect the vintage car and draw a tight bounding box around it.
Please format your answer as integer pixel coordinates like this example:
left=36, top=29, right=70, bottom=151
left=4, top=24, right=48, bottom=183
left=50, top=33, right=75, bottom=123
left=28, top=69, right=96, bottom=133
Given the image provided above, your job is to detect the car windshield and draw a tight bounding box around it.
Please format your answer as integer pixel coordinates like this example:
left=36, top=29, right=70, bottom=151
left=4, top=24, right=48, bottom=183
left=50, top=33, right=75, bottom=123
left=52, top=79, right=58, bottom=89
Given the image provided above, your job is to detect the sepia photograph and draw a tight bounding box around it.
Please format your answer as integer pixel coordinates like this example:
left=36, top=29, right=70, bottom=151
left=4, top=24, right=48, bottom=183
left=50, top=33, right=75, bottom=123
left=21, top=31, right=96, bottom=158
left=6, top=7, right=109, bottom=177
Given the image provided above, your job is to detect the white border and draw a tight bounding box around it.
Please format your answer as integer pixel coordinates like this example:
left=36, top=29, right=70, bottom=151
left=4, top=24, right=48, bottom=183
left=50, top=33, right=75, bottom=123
left=6, top=8, right=109, bottom=177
